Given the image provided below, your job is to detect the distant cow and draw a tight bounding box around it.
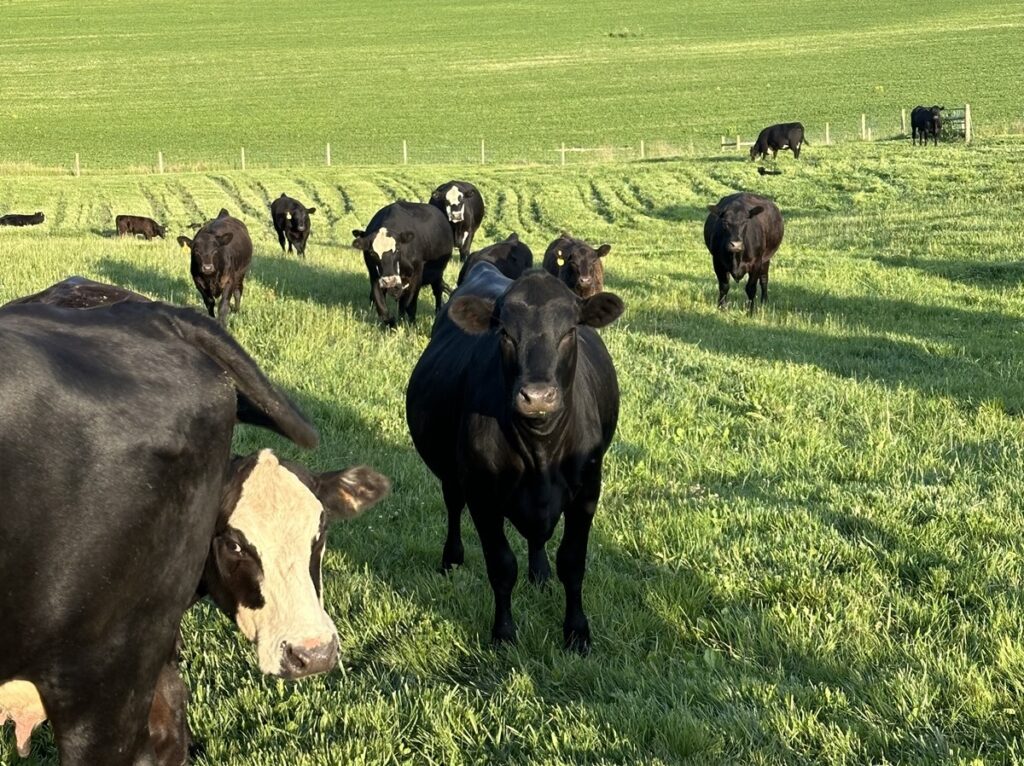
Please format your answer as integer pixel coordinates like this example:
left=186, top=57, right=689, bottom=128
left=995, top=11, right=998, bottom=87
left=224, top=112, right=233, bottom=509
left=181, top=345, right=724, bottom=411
left=351, top=201, right=454, bottom=328
left=0, top=298, right=320, bottom=764
left=542, top=233, right=610, bottom=299
left=911, top=105, right=944, bottom=146
left=271, top=193, right=316, bottom=257
left=0, top=212, right=44, bottom=227
left=177, top=208, right=252, bottom=325
left=429, top=181, right=485, bottom=261
left=704, top=192, right=784, bottom=313
left=407, top=264, right=624, bottom=652
left=457, top=232, right=533, bottom=286
left=116, top=214, right=165, bottom=240
left=750, top=122, right=806, bottom=161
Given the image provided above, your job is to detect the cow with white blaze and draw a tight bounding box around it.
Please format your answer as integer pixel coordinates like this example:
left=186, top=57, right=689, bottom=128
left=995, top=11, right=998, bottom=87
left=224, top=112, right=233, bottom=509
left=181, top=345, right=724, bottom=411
left=351, top=201, right=454, bottom=328
left=429, top=180, right=485, bottom=261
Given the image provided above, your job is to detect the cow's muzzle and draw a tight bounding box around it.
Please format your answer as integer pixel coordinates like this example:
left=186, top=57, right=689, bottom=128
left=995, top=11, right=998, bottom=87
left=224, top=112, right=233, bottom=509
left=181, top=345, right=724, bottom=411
left=515, top=383, right=562, bottom=418
left=447, top=207, right=465, bottom=223
left=379, top=275, right=407, bottom=292
left=279, top=636, right=339, bottom=679
left=200, top=263, right=216, bottom=275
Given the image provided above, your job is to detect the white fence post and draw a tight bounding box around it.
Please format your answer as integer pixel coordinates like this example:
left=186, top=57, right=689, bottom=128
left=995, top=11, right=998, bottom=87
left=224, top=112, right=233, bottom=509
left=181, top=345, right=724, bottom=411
left=326, top=143, right=331, bottom=166
left=158, top=151, right=164, bottom=174
left=560, top=142, right=566, bottom=166
left=825, top=122, right=831, bottom=145
left=402, top=140, right=408, bottom=164
left=74, top=153, right=80, bottom=177
left=861, top=114, right=866, bottom=140
left=640, top=139, right=645, bottom=159
left=480, top=138, right=485, bottom=165
left=240, top=147, right=246, bottom=170
left=965, top=103, right=972, bottom=143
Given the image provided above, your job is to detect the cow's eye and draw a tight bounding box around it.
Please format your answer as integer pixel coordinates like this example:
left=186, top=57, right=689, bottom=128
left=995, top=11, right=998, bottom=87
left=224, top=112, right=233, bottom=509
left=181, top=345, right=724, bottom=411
left=559, top=328, right=576, bottom=348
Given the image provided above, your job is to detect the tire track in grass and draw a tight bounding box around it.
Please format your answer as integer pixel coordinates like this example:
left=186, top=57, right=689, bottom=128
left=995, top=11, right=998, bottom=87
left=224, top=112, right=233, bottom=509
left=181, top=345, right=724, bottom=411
left=171, top=180, right=207, bottom=225
left=207, top=175, right=263, bottom=221
left=292, top=177, right=337, bottom=229
left=139, top=179, right=171, bottom=228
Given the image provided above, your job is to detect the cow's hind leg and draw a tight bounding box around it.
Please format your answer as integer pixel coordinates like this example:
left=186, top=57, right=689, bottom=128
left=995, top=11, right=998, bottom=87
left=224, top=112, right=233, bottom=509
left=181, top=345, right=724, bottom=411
left=231, top=275, right=245, bottom=312
left=716, top=271, right=730, bottom=309
left=759, top=262, right=770, bottom=305
left=745, top=273, right=758, bottom=315
left=469, top=506, right=518, bottom=644
left=440, top=480, right=465, bottom=572
left=430, top=278, right=446, bottom=315
left=276, top=227, right=286, bottom=252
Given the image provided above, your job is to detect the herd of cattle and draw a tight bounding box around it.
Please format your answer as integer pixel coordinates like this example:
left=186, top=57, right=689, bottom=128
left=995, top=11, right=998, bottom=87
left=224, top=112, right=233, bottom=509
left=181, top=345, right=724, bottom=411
left=0, top=114, right=948, bottom=763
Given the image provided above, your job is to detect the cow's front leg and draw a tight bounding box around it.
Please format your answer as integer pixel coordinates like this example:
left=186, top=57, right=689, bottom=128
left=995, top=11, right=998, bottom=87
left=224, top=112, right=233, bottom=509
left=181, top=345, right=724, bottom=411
left=758, top=262, right=770, bottom=305
left=440, top=480, right=465, bottom=572
left=745, top=274, right=758, bottom=315
left=528, top=541, right=551, bottom=585
left=558, top=494, right=597, bottom=653
left=276, top=227, right=286, bottom=252
left=470, top=507, right=518, bottom=644
left=716, top=271, right=730, bottom=309
left=217, top=289, right=232, bottom=325
left=430, top=279, right=446, bottom=314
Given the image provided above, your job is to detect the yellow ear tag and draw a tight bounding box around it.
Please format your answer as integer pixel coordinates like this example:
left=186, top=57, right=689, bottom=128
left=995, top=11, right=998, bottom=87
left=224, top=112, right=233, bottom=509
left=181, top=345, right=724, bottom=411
left=286, top=212, right=292, bottom=220
left=557, top=257, right=565, bottom=267
left=181, top=243, right=188, bottom=253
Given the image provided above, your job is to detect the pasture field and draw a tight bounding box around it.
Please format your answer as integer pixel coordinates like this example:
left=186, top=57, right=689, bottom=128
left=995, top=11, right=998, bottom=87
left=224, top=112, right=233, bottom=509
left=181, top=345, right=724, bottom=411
left=3, top=141, right=1024, bottom=764
left=2, top=0, right=1024, bottom=170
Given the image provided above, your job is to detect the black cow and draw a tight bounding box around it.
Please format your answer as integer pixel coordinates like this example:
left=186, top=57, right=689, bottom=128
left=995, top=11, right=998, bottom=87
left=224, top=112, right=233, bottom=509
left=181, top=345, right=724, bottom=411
left=116, top=214, right=166, bottom=240
left=177, top=208, right=252, bottom=325
left=749, top=122, right=807, bottom=161
left=406, top=264, right=624, bottom=652
left=0, top=212, right=44, bottom=227
left=2, top=278, right=392, bottom=761
left=270, top=194, right=316, bottom=257
left=351, top=201, right=454, bottom=328
left=0, top=299, right=319, bottom=765
left=542, top=233, right=610, bottom=299
left=911, top=105, right=944, bottom=146
left=429, top=180, right=485, bottom=261
left=704, top=192, right=784, bottom=313
left=457, top=232, right=533, bottom=286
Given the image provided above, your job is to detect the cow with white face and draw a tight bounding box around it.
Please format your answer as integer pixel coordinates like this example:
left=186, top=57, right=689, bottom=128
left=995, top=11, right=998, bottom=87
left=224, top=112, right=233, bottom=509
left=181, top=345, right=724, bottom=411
left=204, top=450, right=390, bottom=678
left=352, top=200, right=454, bottom=328
left=429, top=180, right=485, bottom=262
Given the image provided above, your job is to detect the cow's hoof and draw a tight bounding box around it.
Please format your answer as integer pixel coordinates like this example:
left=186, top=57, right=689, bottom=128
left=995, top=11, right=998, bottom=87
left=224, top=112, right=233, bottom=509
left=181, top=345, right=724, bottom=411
left=381, top=319, right=398, bottom=331
left=440, top=545, right=464, bottom=573
left=564, top=621, right=591, bottom=654
left=492, top=621, right=517, bottom=645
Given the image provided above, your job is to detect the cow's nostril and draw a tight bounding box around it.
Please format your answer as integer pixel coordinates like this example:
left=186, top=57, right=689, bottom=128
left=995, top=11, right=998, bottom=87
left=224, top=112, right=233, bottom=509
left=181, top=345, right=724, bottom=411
left=282, top=637, right=339, bottom=679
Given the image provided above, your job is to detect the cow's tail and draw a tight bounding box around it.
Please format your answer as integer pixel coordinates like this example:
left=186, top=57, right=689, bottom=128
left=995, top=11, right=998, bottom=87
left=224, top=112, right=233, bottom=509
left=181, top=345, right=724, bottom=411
left=802, top=136, right=810, bottom=145
left=162, top=306, right=320, bottom=449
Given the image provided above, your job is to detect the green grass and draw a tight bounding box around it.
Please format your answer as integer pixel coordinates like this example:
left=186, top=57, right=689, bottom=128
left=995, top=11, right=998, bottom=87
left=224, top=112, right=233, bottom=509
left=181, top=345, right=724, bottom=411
left=2, top=0, right=1024, bottom=169
left=3, top=140, right=1024, bottom=764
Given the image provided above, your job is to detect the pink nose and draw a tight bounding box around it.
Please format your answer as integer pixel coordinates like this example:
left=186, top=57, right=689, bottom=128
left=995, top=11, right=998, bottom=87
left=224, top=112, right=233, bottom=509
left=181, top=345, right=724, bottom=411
left=280, top=636, right=338, bottom=678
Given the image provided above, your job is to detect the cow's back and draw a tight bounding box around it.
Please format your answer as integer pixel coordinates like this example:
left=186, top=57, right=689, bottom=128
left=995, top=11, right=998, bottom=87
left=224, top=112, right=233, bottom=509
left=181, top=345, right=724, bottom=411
left=369, top=202, right=454, bottom=263
left=209, top=216, right=253, bottom=270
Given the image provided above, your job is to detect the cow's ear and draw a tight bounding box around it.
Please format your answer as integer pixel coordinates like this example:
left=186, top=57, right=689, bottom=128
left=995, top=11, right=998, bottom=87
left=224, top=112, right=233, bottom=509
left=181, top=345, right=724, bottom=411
left=430, top=188, right=442, bottom=201
left=306, top=207, right=316, bottom=215
left=449, top=296, right=496, bottom=334
left=747, top=206, right=764, bottom=219
left=397, top=231, right=415, bottom=245
left=177, top=236, right=193, bottom=251
left=707, top=205, right=720, bottom=215
left=217, top=208, right=230, bottom=219
left=596, top=243, right=611, bottom=258
left=216, top=232, right=234, bottom=247
left=507, top=232, right=519, bottom=243
left=316, top=466, right=391, bottom=521
left=579, top=292, right=624, bottom=328
left=462, top=187, right=476, bottom=198
left=351, top=236, right=369, bottom=251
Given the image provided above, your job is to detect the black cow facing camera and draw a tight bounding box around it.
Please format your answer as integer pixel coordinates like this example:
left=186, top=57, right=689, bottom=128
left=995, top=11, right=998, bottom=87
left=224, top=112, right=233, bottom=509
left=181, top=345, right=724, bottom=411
left=407, top=264, right=624, bottom=653
left=271, top=194, right=316, bottom=257
left=177, top=208, right=252, bottom=326
left=750, top=122, right=807, bottom=161
left=429, top=180, right=485, bottom=261
left=704, top=193, right=784, bottom=313
left=911, top=105, right=944, bottom=146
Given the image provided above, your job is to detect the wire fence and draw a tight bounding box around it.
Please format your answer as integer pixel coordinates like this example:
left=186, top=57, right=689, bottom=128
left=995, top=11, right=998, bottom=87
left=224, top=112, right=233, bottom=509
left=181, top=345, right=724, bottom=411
left=1, top=107, right=1019, bottom=177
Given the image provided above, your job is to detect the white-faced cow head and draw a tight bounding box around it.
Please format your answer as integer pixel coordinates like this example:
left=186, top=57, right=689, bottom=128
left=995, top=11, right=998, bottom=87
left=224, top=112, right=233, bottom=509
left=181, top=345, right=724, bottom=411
left=351, top=227, right=415, bottom=298
left=448, top=270, right=624, bottom=421
left=202, top=449, right=390, bottom=679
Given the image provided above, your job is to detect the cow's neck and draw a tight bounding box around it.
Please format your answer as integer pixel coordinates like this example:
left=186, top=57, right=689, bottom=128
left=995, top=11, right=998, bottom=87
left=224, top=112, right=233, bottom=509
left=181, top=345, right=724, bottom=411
left=507, top=402, right=574, bottom=469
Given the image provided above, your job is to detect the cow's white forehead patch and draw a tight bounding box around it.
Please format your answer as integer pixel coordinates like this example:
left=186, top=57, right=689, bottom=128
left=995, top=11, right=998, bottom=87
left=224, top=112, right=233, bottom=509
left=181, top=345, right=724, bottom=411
left=372, top=227, right=397, bottom=256
left=445, top=186, right=463, bottom=206
left=232, top=450, right=336, bottom=676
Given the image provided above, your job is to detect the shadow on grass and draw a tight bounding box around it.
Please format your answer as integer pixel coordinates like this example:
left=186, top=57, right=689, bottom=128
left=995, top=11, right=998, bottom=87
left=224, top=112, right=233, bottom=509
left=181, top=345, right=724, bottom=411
left=871, top=254, right=1024, bottom=289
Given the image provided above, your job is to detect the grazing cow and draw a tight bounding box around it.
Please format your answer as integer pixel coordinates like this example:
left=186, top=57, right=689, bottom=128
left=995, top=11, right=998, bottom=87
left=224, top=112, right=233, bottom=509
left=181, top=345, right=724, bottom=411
left=177, top=208, right=252, bottom=325
left=542, top=233, right=610, bottom=299
left=911, top=105, right=944, bottom=146
left=270, top=194, right=316, bottom=257
left=703, top=192, right=784, bottom=313
left=2, top=278, right=392, bottom=760
left=0, top=299, right=319, bottom=765
left=0, top=212, right=44, bottom=227
left=351, top=201, right=454, bottom=328
left=457, top=232, right=533, bottom=286
left=116, top=214, right=166, bottom=240
left=406, top=264, right=624, bottom=652
left=749, top=122, right=807, bottom=161
left=429, top=180, right=485, bottom=261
